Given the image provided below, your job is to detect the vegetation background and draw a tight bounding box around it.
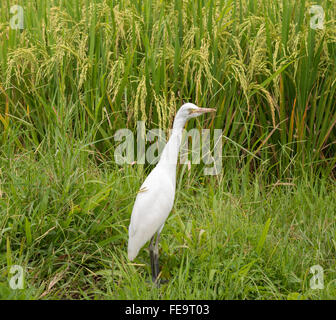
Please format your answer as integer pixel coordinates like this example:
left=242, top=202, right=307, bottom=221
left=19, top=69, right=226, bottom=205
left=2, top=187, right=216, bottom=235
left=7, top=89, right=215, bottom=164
left=0, top=0, right=335, bottom=299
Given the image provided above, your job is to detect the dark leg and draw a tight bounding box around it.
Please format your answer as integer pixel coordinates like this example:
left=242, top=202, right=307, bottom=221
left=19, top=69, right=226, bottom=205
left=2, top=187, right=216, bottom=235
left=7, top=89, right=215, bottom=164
left=153, top=231, right=161, bottom=283
left=149, top=231, right=161, bottom=284
left=149, top=235, right=157, bottom=283
left=149, top=225, right=165, bottom=286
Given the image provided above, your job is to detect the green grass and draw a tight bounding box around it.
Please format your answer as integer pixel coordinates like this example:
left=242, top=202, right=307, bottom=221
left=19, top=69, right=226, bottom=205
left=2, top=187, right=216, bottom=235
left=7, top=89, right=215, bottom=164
left=0, top=0, right=336, bottom=299
left=0, top=135, right=336, bottom=299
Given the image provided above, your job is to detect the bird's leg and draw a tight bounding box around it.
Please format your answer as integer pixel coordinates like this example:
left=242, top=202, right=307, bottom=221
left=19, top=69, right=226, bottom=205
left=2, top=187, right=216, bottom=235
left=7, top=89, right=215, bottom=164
left=153, top=231, right=161, bottom=283
left=149, top=232, right=161, bottom=284
left=149, top=235, right=157, bottom=283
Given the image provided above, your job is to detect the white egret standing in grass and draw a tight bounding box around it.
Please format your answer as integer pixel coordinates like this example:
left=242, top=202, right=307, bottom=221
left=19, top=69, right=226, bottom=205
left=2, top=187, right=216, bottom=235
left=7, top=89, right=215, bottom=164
left=128, top=103, right=216, bottom=283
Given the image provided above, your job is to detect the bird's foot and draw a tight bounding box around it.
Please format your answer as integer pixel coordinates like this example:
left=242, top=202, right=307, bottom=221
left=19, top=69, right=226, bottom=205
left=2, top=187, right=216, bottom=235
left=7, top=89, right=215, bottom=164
left=152, top=277, right=169, bottom=288
left=158, top=278, right=169, bottom=285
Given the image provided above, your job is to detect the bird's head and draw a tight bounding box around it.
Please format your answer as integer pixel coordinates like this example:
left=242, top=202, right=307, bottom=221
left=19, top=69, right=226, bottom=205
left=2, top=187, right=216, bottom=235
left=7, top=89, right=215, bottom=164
left=177, top=103, right=216, bottom=120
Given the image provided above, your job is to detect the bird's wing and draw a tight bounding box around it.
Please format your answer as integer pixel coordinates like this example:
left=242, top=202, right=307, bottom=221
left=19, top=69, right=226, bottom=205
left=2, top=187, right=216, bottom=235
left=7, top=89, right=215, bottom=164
left=128, top=168, right=175, bottom=260
left=129, top=178, right=174, bottom=237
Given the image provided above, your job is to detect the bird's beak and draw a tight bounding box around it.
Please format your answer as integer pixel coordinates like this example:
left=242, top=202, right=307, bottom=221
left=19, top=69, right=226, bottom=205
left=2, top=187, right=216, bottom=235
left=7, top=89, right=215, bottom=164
left=190, top=108, right=216, bottom=114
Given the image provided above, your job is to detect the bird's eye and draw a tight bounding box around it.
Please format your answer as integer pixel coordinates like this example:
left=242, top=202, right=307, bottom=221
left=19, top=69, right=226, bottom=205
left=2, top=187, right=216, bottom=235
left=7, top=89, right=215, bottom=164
left=188, top=109, right=195, bottom=114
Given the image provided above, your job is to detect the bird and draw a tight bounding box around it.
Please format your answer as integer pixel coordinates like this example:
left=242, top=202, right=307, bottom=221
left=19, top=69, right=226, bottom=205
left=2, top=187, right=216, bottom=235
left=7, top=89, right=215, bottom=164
left=128, top=103, right=216, bottom=283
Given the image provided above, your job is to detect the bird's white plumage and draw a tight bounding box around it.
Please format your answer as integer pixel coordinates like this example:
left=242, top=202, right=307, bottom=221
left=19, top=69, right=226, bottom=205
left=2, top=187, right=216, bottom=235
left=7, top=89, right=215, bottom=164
left=128, top=166, right=175, bottom=260
left=127, top=103, right=216, bottom=263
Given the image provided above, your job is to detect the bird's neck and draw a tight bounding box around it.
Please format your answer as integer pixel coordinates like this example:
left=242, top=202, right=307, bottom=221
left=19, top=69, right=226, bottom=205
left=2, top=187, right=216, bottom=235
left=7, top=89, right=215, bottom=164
left=157, top=118, right=186, bottom=173
left=172, top=115, right=187, bottom=131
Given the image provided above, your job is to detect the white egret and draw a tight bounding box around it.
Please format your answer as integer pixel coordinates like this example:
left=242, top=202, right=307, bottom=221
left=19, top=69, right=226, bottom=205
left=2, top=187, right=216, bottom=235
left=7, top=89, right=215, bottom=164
left=128, top=103, right=216, bottom=283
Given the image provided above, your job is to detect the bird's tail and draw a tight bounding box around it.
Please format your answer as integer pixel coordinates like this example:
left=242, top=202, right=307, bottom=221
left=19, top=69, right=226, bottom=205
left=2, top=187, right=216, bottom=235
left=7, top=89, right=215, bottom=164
left=127, top=238, right=139, bottom=261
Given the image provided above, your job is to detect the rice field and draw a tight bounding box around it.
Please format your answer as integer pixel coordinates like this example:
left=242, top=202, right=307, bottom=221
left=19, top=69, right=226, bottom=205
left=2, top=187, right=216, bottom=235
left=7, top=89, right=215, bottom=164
left=0, top=0, right=335, bottom=299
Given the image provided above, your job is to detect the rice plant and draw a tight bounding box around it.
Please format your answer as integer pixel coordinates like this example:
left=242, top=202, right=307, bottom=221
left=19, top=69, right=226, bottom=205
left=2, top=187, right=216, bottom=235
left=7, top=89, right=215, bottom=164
left=0, top=0, right=335, bottom=177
